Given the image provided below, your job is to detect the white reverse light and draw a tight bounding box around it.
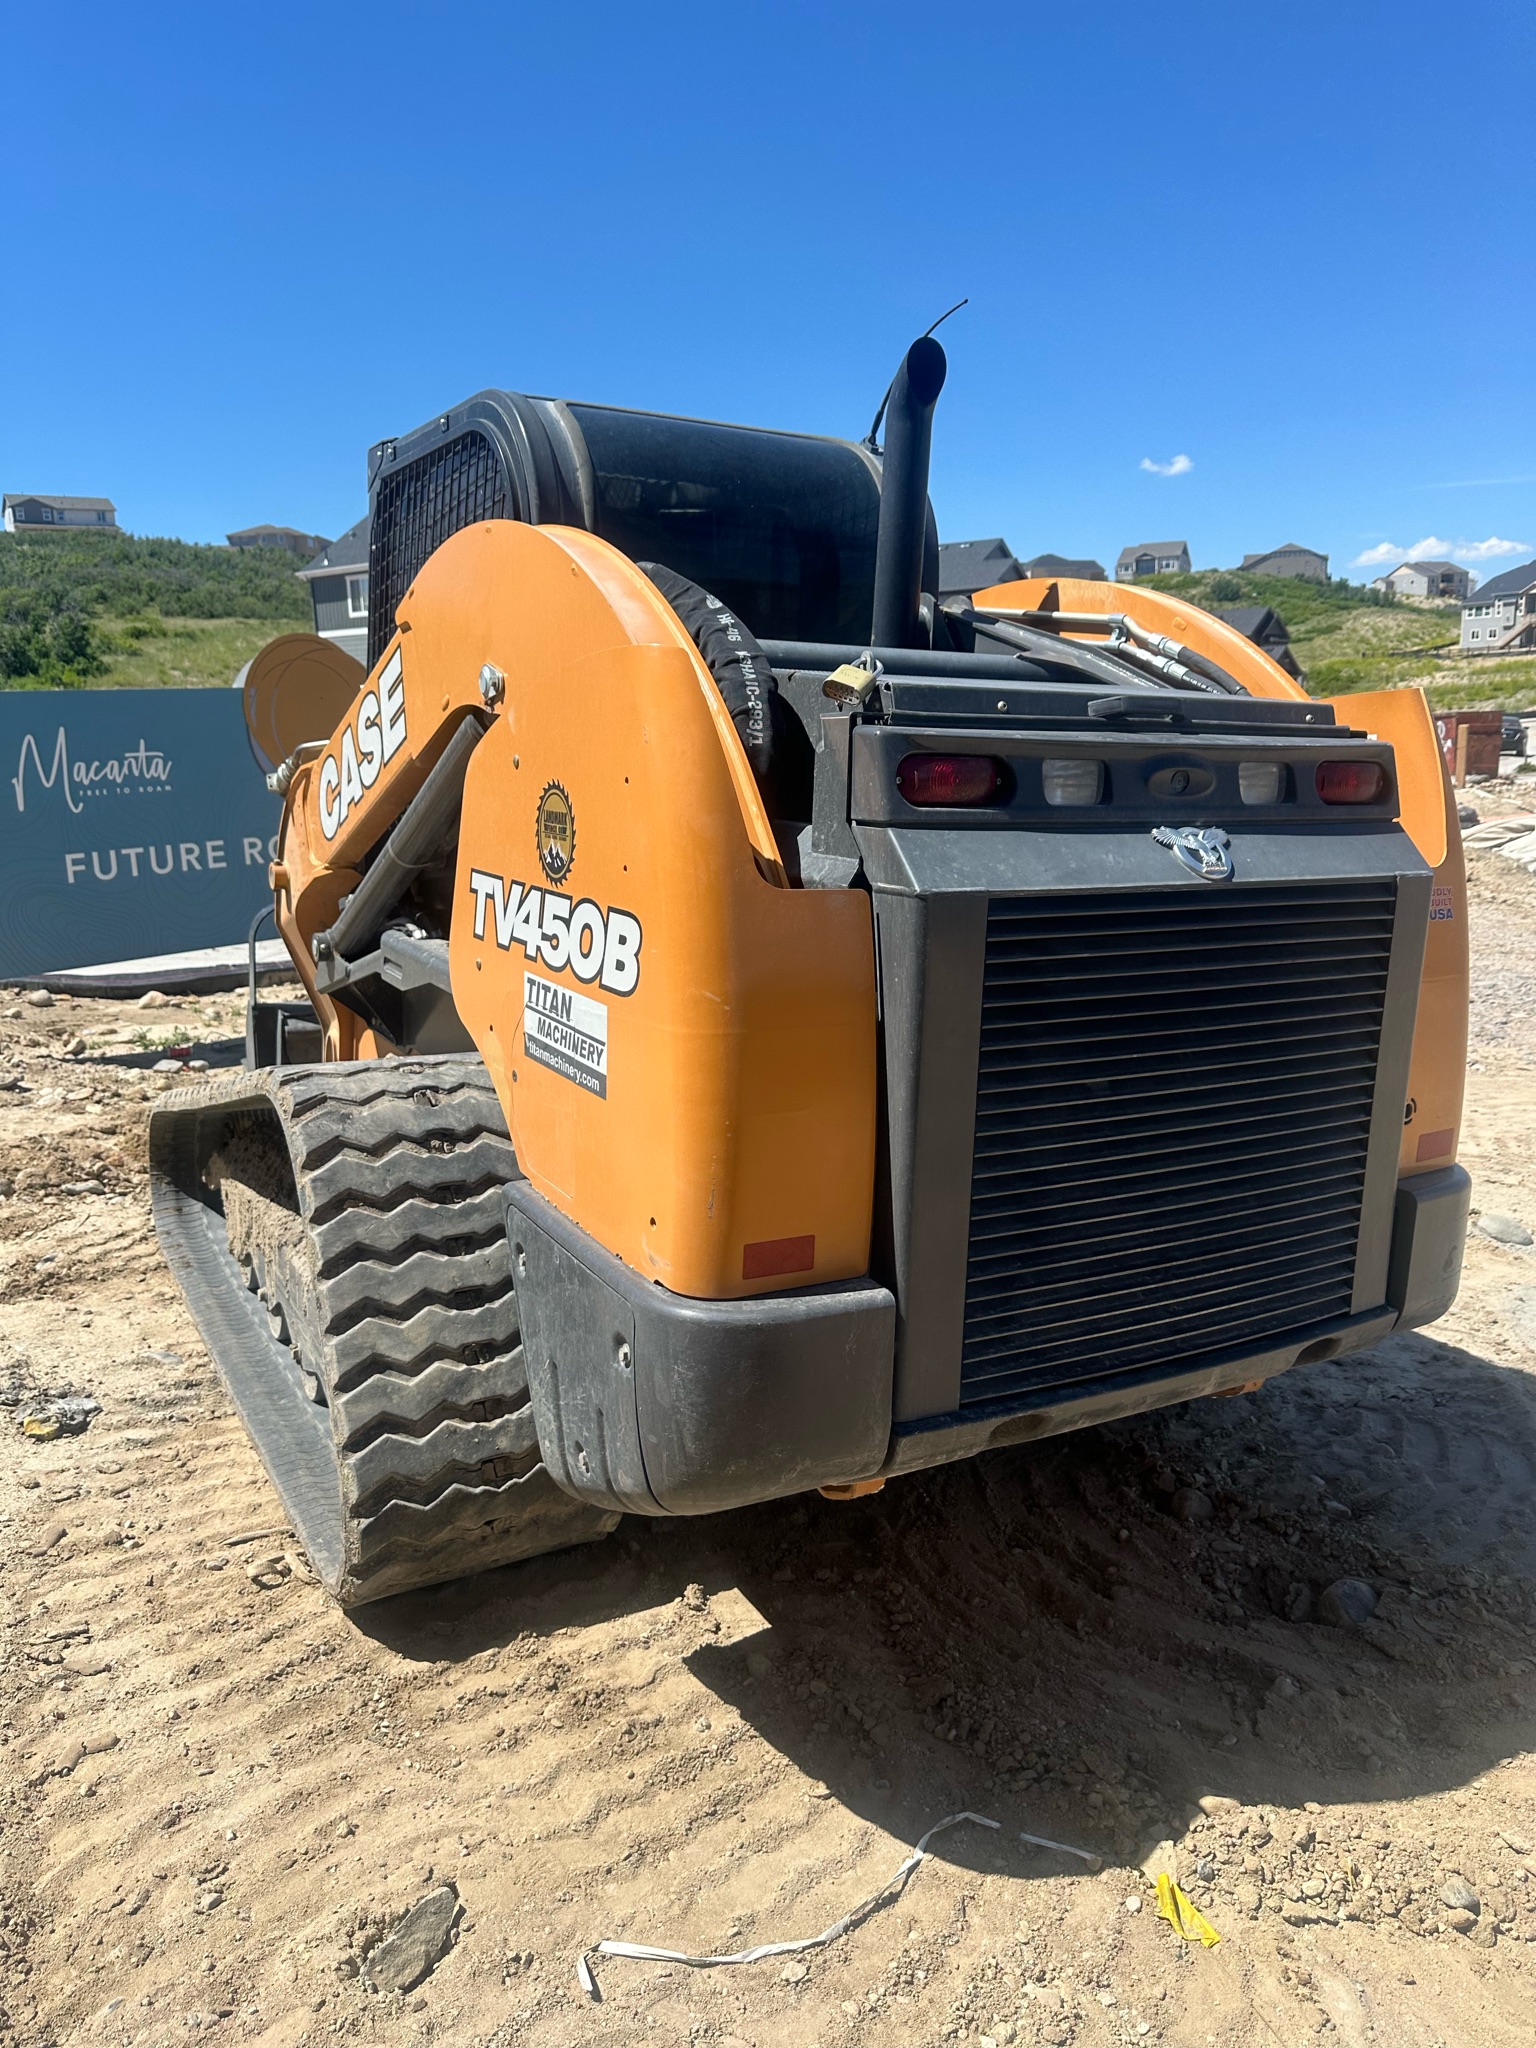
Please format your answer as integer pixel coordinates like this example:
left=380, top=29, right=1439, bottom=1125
left=1239, top=761, right=1284, bottom=805
left=1041, top=758, right=1104, bottom=805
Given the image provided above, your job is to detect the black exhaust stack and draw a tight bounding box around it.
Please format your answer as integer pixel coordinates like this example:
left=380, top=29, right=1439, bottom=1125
left=870, top=336, right=947, bottom=651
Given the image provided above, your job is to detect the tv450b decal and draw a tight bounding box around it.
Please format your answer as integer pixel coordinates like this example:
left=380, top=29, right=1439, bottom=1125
left=467, top=871, right=642, bottom=996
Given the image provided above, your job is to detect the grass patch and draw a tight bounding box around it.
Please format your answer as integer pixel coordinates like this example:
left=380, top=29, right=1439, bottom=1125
left=87, top=616, right=289, bottom=691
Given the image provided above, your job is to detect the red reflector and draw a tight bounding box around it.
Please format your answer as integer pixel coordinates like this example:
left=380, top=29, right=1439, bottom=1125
left=895, top=754, right=1005, bottom=806
left=1316, top=759, right=1387, bottom=804
left=742, top=1234, right=816, bottom=1281
left=1415, top=1127, right=1454, bottom=1163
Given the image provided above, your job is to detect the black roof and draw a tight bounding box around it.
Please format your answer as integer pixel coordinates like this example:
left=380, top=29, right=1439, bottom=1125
left=937, top=537, right=1022, bottom=596
left=1213, top=604, right=1288, bottom=643
left=1467, top=558, right=1536, bottom=604
left=1022, top=553, right=1107, bottom=581
left=298, top=512, right=371, bottom=578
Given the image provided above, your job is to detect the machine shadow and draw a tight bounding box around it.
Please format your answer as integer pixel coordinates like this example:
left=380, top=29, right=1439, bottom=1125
left=364, top=1328, right=1536, bottom=1875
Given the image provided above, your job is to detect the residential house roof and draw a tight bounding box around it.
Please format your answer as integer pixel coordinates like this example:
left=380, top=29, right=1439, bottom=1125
left=1464, top=559, right=1536, bottom=605
left=1213, top=605, right=1278, bottom=640
left=1241, top=543, right=1325, bottom=566
left=297, top=513, right=371, bottom=580
left=4, top=493, right=116, bottom=513
left=937, top=537, right=1022, bottom=596
left=1402, top=559, right=1463, bottom=576
left=1022, top=553, right=1107, bottom=581
left=1213, top=604, right=1301, bottom=677
left=1118, top=541, right=1188, bottom=559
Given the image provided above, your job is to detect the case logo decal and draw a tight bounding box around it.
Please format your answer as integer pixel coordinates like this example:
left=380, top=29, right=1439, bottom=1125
left=1151, top=824, right=1233, bottom=881
left=467, top=870, right=642, bottom=995
left=318, top=647, right=407, bottom=842
left=523, top=972, right=608, bottom=1096
left=535, top=781, right=575, bottom=883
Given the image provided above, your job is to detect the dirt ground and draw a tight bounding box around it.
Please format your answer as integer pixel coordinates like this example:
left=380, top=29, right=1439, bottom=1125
left=6, top=798, right=1536, bottom=2048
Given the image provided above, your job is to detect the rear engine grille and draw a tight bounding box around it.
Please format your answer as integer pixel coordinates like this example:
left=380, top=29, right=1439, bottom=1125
left=369, top=430, right=510, bottom=669
left=959, top=881, right=1398, bottom=1408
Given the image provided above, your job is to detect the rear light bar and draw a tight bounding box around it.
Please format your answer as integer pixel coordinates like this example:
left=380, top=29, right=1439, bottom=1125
left=896, top=754, right=1006, bottom=806
left=1316, top=760, right=1387, bottom=804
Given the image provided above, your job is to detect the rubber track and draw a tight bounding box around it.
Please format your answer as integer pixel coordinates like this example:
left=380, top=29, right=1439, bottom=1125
left=149, top=1054, right=618, bottom=1605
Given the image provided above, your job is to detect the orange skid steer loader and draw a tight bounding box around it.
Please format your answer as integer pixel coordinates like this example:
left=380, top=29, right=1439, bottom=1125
left=149, top=339, right=1470, bottom=1605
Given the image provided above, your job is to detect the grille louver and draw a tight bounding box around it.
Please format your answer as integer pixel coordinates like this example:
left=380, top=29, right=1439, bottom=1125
left=959, top=881, right=1397, bottom=1408
left=368, top=431, right=510, bottom=669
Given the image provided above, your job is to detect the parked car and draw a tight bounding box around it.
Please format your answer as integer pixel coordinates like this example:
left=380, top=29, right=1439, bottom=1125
left=1502, top=714, right=1529, bottom=757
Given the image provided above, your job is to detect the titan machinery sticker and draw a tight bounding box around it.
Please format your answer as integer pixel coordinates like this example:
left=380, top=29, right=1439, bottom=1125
left=523, top=971, right=608, bottom=1096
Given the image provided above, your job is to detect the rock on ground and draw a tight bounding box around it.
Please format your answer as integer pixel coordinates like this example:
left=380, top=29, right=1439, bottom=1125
left=362, top=1884, right=460, bottom=1993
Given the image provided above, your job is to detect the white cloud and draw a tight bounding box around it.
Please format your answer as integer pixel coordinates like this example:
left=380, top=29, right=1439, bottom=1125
left=1457, top=535, right=1531, bottom=562
left=1140, top=454, right=1192, bottom=477
left=1351, top=534, right=1531, bottom=569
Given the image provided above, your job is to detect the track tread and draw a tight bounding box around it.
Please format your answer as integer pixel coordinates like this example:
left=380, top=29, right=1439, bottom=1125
left=310, top=1186, right=508, bottom=1275
left=301, top=1140, right=518, bottom=1224
left=322, top=1241, right=517, bottom=1332
left=331, top=1348, right=531, bottom=1447
left=153, top=1054, right=616, bottom=1605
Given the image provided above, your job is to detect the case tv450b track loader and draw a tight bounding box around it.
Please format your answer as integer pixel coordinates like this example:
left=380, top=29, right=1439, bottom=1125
left=150, top=339, right=1471, bottom=1606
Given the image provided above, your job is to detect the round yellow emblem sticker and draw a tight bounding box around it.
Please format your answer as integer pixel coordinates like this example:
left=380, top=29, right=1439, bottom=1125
left=535, top=781, right=575, bottom=883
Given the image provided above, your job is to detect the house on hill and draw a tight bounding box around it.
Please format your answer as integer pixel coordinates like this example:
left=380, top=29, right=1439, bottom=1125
left=1022, top=552, right=1107, bottom=582
left=295, top=514, right=370, bottom=665
left=937, top=537, right=1023, bottom=598
left=1212, top=604, right=1302, bottom=680
left=1373, top=560, right=1473, bottom=602
left=1239, top=543, right=1328, bottom=582
left=228, top=523, right=330, bottom=558
left=937, top=539, right=1110, bottom=597
left=3, top=493, right=118, bottom=534
left=1116, top=540, right=1190, bottom=580
left=1461, top=559, right=1536, bottom=654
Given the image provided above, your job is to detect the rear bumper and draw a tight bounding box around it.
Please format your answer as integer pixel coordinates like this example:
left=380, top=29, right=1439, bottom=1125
left=1387, top=1162, right=1471, bottom=1330
left=505, top=1183, right=893, bottom=1517
left=507, top=1163, right=1467, bottom=1516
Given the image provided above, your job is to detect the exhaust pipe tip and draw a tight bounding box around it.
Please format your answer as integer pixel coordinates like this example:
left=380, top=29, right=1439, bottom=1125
left=902, top=334, right=948, bottom=410
left=870, top=336, right=947, bottom=651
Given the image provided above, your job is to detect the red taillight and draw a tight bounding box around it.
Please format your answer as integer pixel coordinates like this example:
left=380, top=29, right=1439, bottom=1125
left=896, top=754, right=1005, bottom=806
left=1316, top=759, right=1388, bottom=805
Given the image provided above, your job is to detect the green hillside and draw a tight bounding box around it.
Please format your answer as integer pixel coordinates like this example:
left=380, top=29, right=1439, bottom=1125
left=1141, top=569, right=1536, bottom=712
left=0, top=530, right=309, bottom=689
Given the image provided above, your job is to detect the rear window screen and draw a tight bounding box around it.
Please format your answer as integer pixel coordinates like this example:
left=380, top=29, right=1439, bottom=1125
left=568, top=405, right=879, bottom=644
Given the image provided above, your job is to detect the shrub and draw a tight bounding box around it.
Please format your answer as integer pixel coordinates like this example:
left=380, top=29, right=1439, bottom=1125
left=0, top=529, right=309, bottom=690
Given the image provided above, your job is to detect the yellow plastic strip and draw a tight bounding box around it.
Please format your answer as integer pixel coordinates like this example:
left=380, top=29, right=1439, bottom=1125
left=1155, top=1872, right=1221, bottom=1947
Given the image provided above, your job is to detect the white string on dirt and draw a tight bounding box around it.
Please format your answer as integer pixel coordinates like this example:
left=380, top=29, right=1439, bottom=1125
left=576, top=1809, right=1000, bottom=1998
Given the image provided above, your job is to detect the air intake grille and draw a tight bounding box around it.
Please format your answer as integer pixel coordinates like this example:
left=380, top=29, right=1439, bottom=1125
left=959, top=881, right=1398, bottom=1409
left=368, top=431, right=510, bottom=668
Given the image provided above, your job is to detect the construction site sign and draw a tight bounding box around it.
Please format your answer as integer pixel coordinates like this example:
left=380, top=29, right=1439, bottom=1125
left=0, top=687, right=278, bottom=978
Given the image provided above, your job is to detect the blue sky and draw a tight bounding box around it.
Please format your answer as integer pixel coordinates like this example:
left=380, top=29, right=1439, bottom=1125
left=2, top=2, right=1532, bottom=584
